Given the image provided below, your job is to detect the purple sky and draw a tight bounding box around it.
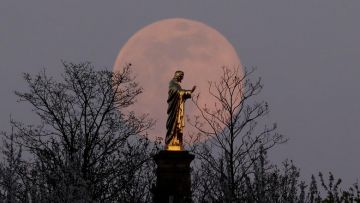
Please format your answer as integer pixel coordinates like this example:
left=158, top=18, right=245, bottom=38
left=1, top=0, right=359, bottom=186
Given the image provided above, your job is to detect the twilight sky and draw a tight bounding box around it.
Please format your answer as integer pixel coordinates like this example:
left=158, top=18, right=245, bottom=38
left=1, top=0, right=359, bottom=186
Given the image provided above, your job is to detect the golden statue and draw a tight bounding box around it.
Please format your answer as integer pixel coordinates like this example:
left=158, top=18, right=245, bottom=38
left=165, top=71, right=196, bottom=151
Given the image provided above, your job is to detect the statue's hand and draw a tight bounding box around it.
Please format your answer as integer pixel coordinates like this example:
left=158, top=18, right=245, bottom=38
left=191, top=86, right=196, bottom=93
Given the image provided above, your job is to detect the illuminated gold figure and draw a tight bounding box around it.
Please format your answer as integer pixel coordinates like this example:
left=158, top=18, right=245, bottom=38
left=165, top=71, right=196, bottom=151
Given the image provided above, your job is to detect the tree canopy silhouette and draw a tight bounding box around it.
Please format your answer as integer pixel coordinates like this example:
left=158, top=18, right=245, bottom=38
left=189, top=66, right=285, bottom=202
left=1, top=62, right=157, bottom=202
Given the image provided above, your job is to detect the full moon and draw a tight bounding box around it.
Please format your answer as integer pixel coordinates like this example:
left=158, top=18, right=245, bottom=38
left=113, top=18, right=241, bottom=142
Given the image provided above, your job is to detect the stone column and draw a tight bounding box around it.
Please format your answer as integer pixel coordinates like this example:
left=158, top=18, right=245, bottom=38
left=153, top=150, right=195, bottom=203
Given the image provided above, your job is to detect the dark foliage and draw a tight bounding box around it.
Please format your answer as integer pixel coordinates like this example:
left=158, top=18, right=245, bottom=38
left=189, top=67, right=285, bottom=202
left=0, top=62, right=158, bottom=202
left=189, top=66, right=360, bottom=203
left=1, top=63, right=359, bottom=203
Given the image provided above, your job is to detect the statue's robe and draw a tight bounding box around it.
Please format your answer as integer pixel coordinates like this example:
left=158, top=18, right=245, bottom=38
left=165, top=79, right=192, bottom=148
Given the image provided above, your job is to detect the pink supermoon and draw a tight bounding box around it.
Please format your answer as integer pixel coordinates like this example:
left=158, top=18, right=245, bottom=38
left=113, top=18, right=242, bottom=143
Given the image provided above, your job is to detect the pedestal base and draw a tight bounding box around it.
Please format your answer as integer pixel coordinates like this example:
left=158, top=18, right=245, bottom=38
left=153, top=150, right=195, bottom=203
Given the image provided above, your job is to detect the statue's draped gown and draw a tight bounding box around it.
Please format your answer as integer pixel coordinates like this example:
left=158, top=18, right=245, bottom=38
left=166, top=79, right=192, bottom=147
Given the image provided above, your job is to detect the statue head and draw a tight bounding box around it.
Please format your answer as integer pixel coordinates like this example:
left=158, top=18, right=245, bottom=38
left=173, top=70, right=184, bottom=82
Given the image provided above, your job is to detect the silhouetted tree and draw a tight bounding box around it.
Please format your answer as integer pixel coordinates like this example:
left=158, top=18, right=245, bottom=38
left=3, top=63, right=360, bottom=203
left=242, top=148, right=306, bottom=202
left=4, top=62, right=157, bottom=202
left=313, top=172, right=360, bottom=203
left=0, top=129, right=27, bottom=203
left=188, top=66, right=360, bottom=203
left=189, top=66, right=285, bottom=202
